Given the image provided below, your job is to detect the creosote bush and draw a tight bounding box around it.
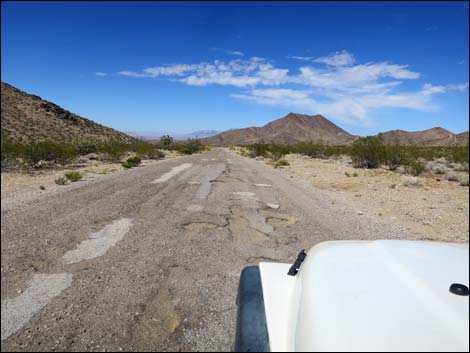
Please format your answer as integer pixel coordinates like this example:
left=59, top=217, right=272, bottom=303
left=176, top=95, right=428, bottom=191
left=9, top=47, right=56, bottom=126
left=122, top=156, right=142, bottom=169
left=64, top=171, right=82, bottom=182
left=351, top=136, right=386, bottom=169
left=273, top=159, right=290, bottom=168
left=55, top=176, right=68, bottom=185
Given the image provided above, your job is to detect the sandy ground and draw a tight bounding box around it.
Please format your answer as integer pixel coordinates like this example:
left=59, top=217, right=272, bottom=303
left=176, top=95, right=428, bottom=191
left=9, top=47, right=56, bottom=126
left=256, top=153, right=469, bottom=243
left=1, top=150, right=183, bottom=199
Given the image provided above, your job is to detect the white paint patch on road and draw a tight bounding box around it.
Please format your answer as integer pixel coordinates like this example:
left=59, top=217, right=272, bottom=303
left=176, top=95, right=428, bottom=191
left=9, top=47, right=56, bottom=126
left=187, top=181, right=201, bottom=185
left=267, top=203, right=280, bottom=209
left=254, top=183, right=271, bottom=187
left=233, top=192, right=258, bottom=201
left=1, top=273, right=73, bottom=341
left=187, top=204, right=204, bottom=212
left=151, top=163, right=192, bottom=183
left=62, top=218, right=133, bottom=264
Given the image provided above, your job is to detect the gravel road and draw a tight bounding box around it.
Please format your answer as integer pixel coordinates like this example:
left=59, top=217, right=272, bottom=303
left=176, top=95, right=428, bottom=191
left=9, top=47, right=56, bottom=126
left=1, top=148, right=412, bottom=351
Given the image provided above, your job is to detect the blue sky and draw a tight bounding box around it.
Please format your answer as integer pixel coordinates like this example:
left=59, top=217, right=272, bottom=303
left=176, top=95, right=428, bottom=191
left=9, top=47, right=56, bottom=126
left=2, top=1, right=469, bottom=136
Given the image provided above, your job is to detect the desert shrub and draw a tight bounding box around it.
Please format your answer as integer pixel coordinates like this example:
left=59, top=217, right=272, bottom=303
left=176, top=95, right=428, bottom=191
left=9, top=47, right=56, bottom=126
left=351, top=136, right=385, bottom=168
left=122, top=156, right=141, bottom=169
left=75, top=141, right=98, bottom=155
left=55, top=176, right=68, bottom=185
left=447, top=173, right=459, bottom=182
left=404, top=160, right=426, bottom=176
left=175, top=139, right=203, bottom=155
left=271, top=151, right=284, bottom=162
left=384, top=146, right=406, bottom=170
left=97, top=141, right=127, bottom=161
left=273, top=159, right=290, bottom=168
left=64, top=171, right=82, bottom=182
left=160, top=135, right=174, bottom=149
left=458, top=175, right=469, bottom=186
left=293, top=142, right=325, bottom=158
left=248, top=143, right=269, bottom=158
left=19, top=142, right=77, bottom=165
left=431, top=165, right=448, bottom=174
left=142, top=149, right=164, bottom=160
left=447, top=162, right=466, bottom=171
left=448, top=146, right=469, bottom=164
left=402, top=177, right=423, bottom=188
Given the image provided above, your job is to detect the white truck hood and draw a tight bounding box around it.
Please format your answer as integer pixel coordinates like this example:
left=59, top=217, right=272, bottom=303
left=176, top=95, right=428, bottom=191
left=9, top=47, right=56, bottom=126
left=259, top=240, right=469, bottom=352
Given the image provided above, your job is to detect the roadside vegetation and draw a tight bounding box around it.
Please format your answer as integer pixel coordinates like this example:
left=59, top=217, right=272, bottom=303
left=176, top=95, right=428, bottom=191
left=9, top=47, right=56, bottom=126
left=122, top=156, right=142, bottom=169
left=64, top=171, right=83, bottom=182
left=243, top=136, right=469, bottom=178
left=1, top=130, right=206, bottom=171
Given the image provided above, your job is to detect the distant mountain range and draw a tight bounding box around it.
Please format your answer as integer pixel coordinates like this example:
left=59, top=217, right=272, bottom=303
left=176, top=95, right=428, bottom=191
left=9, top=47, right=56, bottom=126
left=2, top=82, right=467, bottom=147
left=128, top=130, right=221, bottom=141
left=1, top=82, right=134, bottom=144
left=203, top=113, right=469, bottom=147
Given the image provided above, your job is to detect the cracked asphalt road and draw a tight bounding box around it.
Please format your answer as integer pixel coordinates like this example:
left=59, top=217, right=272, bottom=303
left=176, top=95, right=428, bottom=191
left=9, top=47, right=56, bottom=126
left=1, top=148, right=411, bottom=351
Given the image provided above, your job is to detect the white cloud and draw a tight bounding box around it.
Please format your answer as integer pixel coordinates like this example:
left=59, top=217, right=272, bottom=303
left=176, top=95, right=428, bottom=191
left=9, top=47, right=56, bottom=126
left=288, top=50, right=355, bottom=66
left=313, top=50, right=356, bottom=66
left=108, top=51, right=468, bottom=126
left=95, top=72, right=108, bottom=76
left=226, top=50, right=244, bottom=56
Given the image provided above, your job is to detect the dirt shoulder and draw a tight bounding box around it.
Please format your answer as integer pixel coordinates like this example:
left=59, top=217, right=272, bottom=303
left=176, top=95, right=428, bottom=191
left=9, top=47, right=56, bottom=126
left=241, top=151, right=469, bottom=243
left=1, top=150, right=184, bottom=205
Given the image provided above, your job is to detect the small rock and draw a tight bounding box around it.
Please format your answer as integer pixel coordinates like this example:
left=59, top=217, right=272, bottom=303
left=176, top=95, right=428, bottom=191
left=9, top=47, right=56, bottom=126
left=357, top=211, right=363, bottom=215
left=267, top=203, right=280, bottom=209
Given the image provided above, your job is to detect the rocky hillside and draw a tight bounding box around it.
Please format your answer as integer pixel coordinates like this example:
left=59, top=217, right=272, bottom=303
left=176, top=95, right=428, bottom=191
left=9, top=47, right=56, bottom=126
left=456, top=131, right=469, bottom=146
left=203, top=113, right=357, bottom=146
left=204, top=112, right=468, bottom=147
left=1, top=82, right=135, bottom=144
left=379, top=127, right=468, bottom=146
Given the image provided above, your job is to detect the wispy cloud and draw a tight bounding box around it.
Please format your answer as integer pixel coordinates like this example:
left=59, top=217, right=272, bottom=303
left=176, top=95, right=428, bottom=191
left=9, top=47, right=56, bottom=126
left=458, top=59, right=467, bottom=65
left=288, top=50, right=355, bottom=66
left=101, top=50, right=468, bottom=126
left=226, top=50, right=244, bottom=56
left=95, top=72, right=109, bottom=76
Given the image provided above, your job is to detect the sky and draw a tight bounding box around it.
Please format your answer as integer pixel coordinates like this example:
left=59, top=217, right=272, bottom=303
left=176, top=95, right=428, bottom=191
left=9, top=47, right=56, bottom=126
left=1, top=1, right=469, bottom=136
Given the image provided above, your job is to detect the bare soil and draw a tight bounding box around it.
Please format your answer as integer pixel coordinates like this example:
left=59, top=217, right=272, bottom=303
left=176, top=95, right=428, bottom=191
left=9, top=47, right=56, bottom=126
left=253, top=152, right=469, bottom=243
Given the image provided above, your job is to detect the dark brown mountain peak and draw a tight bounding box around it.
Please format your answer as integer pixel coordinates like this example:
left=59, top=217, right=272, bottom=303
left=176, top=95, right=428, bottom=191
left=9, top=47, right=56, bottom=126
left=203, top=113, right=356, bottom=146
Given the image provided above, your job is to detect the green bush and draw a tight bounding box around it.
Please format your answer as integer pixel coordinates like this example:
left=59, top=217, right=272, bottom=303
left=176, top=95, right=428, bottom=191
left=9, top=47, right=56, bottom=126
left=75, top=141, right=98, bottom=155
left=55, top=176, right=68, bottom=185
left=175, top=139, right=203, bottom=155
left=273, top=159, right=290, bottom=168
left=248, top=143, right=269, bottom=158
left=122, top=156, right=142, bottom=169
left=351, top=136, right=386, bottom=168
left=64, top=171, right=82, bottom=182
left=404, top=160, right=426, bottom=176
left=384, top=145, right=406, bottom=170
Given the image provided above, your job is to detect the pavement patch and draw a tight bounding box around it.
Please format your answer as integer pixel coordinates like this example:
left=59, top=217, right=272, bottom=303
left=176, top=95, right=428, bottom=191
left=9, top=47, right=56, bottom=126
left=187, top=204, right=204, bottom=212
left=151, top=163, right=193, bottom=183
left=1, top=273, right=73, bottom=341
left=62, top=218, right=133, bottom=264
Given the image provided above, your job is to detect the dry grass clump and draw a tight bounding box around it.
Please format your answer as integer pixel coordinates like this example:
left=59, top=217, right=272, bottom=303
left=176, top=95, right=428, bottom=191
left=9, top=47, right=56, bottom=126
left=402, top=177, right=423, bottom=188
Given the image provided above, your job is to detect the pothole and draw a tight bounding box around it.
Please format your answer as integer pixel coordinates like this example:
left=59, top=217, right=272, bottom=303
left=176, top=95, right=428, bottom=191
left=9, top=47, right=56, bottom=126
left=266, top=215, right=297, bottom=228
left=183, top=222, right=219, bottom=232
